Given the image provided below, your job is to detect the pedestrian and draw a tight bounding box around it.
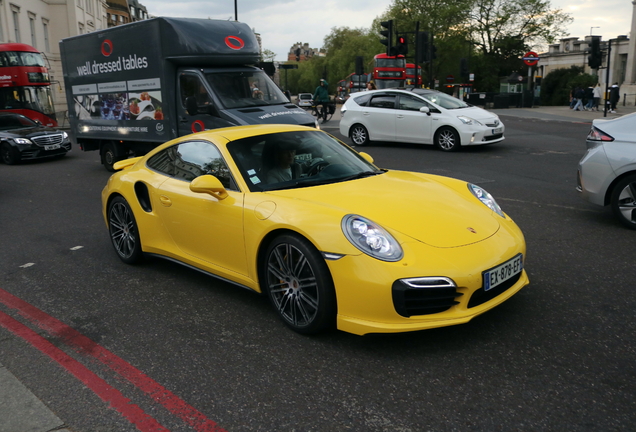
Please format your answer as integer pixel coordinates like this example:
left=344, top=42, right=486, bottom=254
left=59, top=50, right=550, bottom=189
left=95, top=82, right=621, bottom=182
left=609, top=83, right=620, bottom=113
left=569, top=87, right=577, bottom=109
left=584, top=85, right=594, bottom=110
left=365, top=81, right=377, bottom=91
left=572, top=86, right=585, bottom=111
left=592, top=83, right=602, bottom=111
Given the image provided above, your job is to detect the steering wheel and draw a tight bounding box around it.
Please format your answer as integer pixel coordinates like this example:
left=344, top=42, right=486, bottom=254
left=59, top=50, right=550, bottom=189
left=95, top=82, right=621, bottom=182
left=306, top=160, right=329, bottom=176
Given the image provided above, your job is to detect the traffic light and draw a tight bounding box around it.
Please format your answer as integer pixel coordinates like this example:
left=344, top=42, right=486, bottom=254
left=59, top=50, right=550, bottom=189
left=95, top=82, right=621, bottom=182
left=588, top=37, right=601, bottom=69
left=417, top=31, right=429, bottom=62
left=380, top=20, right=393, bottom=56
left=395, top=35, right=408, bottom=56
left=460, top=58, right=468, bottom=78
left=355, top=56, right=364, bottom=75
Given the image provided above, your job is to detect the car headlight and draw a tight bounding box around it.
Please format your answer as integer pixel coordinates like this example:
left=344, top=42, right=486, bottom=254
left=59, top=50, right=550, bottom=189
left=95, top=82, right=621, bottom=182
left=457, top=116, right=482, bottom=126
left=62, top=131, right=68, bottom=139
left=342, top=214, right=403, bottom=262
left=469, top=184, right=505, bottom=218
left=13, top=138, right=32, bottom=145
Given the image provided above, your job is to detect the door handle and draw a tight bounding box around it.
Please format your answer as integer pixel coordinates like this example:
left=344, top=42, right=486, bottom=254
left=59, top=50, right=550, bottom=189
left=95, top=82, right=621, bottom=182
left=159, top=195, right=172, bottom=207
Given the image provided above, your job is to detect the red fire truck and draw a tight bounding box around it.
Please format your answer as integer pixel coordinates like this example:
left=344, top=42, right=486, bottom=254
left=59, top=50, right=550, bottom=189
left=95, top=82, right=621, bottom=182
left=372, top=53, right=406, bottom=89
left=406, top=63, right=422, bottom=87
left=0, top=43, right=57, bottom=126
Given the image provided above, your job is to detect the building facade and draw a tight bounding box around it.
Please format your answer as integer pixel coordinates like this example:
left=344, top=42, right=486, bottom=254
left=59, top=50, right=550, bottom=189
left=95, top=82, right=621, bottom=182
left=537, top=0, right=636, bottom=105
left=288, top=42, right=324, bottom=62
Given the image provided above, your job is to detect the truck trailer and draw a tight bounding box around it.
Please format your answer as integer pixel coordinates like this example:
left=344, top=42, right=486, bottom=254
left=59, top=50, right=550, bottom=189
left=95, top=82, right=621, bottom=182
left=60, top=17, right=317, bottom=171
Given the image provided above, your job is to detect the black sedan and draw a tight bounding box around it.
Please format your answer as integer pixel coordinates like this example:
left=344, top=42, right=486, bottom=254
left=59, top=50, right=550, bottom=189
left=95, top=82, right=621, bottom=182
left=0, top=113, right=71, bottom=164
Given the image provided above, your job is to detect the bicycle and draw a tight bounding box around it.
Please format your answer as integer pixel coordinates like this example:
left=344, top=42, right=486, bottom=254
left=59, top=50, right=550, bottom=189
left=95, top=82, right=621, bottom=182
left=311, top=100, right=334, bottom=123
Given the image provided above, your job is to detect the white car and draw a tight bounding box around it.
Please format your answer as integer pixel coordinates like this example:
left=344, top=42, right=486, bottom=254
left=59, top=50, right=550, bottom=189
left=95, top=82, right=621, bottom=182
left=296, top=93, right=313, bottom=108
left=339, top=88, right=504, bottom=151
left=577, top=112, right=636, bottom=229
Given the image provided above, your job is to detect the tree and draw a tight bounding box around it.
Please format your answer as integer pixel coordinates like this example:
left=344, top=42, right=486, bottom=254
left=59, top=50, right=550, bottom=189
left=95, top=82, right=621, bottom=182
left=261, top=49, right=276, bottom=62
left=540, top=66, right=596, bottom=106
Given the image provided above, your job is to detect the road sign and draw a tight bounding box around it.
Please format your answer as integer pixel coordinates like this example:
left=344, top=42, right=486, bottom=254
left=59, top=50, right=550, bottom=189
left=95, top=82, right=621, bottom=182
left=523, top=51, right=539, bottom=66
left=446, top=74, right=454, bottom=82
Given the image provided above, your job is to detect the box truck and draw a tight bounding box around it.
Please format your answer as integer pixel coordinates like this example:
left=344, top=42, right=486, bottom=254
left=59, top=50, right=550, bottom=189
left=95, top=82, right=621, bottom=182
left=60, top=17, right=317, bottom=171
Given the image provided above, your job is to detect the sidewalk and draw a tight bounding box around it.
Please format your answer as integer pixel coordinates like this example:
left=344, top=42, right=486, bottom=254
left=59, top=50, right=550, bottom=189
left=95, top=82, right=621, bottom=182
left=489, top=104, right=636, bottom=123
left=0, top=362, right=71, bottom=432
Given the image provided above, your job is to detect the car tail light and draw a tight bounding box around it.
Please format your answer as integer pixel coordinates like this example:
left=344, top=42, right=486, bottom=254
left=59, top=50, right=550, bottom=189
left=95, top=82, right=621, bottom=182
left=587, top=126, right=614, bottom=142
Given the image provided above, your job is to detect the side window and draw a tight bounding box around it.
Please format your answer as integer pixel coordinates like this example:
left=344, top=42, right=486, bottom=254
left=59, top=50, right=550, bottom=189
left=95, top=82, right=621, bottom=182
left=147, top=146, right=177, bottom=177
left=179, top=74, right=210, bottom=111
left=398, top=95, right=428, bottom=111
left=369, top=95, right=396, bottom=109
left=353, top=94, right=371, bottom=107
left=174, top=141, right=235, bottom=189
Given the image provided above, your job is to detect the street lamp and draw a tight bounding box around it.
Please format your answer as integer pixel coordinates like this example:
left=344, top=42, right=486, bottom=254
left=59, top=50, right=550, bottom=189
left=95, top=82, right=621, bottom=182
left=590, top=26, right=600, bottom=35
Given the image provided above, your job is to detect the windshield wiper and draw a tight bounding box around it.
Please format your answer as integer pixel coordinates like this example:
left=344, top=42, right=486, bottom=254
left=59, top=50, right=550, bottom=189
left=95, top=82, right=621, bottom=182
left=336, top=171, right=383, bottom=182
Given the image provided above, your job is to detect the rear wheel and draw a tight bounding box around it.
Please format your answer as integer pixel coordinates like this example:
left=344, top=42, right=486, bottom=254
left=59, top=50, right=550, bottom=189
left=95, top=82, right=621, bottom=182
left=1, top=143, right=20, bottom=165
left=350, top=124, right=370, bottom=146
left=261, top=234, right=336, bottom=334
left=610, top=174, right=636, bottom=230
left=102, top=142, right=124, bottom=172
left=108, top=196, right=143, bottom=264
left=434, top=127, right=461, bottom=152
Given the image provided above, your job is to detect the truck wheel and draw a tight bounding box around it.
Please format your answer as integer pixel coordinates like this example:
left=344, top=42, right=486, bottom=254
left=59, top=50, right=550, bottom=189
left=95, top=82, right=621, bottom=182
left=102, top=142, right=123, bottom=172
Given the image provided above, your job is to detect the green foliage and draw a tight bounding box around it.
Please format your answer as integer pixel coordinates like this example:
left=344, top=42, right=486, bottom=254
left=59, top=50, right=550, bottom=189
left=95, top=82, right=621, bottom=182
left=540, top=66, right=597, bottom=106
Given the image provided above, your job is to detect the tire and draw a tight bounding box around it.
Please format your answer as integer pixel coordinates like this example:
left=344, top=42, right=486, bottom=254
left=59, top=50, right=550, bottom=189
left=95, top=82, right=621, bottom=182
left=1, top=143, right=20, bottom=165
left=434, top=127, right=461, bottom=152
left=102, top=142, right=123, bottom=172
left=108, top=196, right=144, bottom=264
left=261, top=234, right=336, bottom=334
left=610, top=174, right=636, bottom=230
left=350, top=124, right=370, bottom=146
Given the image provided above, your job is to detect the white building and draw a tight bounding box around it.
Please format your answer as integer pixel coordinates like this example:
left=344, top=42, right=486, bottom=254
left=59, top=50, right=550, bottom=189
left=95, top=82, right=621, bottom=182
left=537, top=0, right=636, bottom=106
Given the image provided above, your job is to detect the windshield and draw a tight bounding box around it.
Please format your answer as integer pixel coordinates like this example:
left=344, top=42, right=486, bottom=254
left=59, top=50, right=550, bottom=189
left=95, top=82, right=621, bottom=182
left=376, top=58, right=406, bottom=68
left=420, top=91, right=469, bottom=109
left=206, top=70, right=290, bottom=109
left=228, top=130, right=382, bottom=192
left=0, top=51, right=46, bottom=67
left=0, top=86, right=55, bottom=115
left=0, top=113, right=38, bottom=130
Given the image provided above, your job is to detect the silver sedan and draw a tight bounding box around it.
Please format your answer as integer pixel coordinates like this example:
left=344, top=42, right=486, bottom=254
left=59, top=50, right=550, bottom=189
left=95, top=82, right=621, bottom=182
left=577, top=112, right=636, bottom=229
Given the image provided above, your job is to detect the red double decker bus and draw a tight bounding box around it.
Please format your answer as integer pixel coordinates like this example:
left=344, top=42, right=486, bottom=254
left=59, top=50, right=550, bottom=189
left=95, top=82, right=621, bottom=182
left=0, top=43, right=57, bottom=126
left=372, top=53, right=405, bottom=89
left=406, top=63, right=422, bottom=87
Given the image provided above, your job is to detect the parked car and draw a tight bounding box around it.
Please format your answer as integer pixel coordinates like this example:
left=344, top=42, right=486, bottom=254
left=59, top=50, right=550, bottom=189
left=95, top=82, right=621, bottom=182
left=577, top=112, right=636, bottom=229
left=340, top=88, right=504, bottom=151
left=0, top=113, right=71, bottom=164
left=296, top=93, right=313, bottom=108
left=102, top=124, right=528, bottom=335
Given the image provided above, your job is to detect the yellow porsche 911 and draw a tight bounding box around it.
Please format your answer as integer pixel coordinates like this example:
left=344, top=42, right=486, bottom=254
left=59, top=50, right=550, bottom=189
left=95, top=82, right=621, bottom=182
left=102, top=125, right=528, bottom=335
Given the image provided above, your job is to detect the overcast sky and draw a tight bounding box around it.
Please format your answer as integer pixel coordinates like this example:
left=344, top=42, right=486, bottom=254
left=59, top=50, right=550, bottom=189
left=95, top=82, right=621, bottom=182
left=142, top=0, right=634, bottom=61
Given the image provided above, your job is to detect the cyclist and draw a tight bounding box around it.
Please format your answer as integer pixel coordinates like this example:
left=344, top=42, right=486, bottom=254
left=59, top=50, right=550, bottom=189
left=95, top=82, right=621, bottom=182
left=312, top=79, right=330, bottom=123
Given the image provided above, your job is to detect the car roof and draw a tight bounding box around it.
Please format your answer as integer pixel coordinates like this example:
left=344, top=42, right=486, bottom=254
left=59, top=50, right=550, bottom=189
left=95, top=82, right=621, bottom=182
left=351, top=88, right=439, bottom=98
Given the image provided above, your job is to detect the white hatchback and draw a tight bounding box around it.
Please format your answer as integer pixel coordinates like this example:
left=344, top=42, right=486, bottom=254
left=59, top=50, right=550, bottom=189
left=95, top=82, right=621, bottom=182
left=339, top=88, right=504, bottom=151
left=296, top=93, right=313, bottom=108
left=577, top=112, right=636, bottom=229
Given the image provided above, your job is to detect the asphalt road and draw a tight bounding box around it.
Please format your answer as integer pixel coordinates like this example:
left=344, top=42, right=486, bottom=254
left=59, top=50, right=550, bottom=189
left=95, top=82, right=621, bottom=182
left=1, top=115, right=635, bottom=431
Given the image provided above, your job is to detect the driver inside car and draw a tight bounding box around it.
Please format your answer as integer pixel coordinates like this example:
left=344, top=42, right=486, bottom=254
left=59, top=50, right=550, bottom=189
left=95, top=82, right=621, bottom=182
left=263, top=141, right=302, bottom=184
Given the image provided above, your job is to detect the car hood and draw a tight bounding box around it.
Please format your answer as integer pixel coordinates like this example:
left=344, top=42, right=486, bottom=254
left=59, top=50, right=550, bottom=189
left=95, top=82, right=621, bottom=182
left=267, top=170, right=501, bottom=248
left=224, top=104, right=317, bottom=126
left=0, top=126, right=63, bottom=138
left=453, top=106, right=501, bottom=123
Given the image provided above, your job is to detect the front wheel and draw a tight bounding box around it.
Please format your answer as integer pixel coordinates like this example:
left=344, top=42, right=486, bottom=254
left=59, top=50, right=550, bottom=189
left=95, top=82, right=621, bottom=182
left=610, top=174, right=636, bottom=229
left=350, top=124, right=370, bottom=146
left=261, top=234, right=336, bottom=334
left=1, top=143, right=20, bottom=165
left=108, top=196, right=143, bottom=264
left=435, top=127, right=461, bottom=152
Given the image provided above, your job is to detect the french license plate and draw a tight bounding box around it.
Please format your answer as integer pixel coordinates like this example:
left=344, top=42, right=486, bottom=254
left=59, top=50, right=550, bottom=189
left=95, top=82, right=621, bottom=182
left=483, top=254, right=523, bottom=291
left=492, top=127, right=503, bottom=134
left=44, top=144, right=60, bottom=151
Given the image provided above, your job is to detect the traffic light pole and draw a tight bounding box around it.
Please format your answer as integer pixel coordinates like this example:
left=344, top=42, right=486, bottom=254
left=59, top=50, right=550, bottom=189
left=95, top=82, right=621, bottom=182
left=604, top=39, right=612, bottom=118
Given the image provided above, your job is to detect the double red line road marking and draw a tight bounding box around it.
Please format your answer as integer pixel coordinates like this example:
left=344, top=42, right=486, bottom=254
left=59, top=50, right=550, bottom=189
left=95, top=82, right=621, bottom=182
left=0, top=288, right=226, bottom=432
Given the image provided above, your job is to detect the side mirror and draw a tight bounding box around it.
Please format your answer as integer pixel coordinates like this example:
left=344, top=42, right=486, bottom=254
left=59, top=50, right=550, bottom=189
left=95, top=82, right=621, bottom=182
left=185, top=96, right=199, bottom=116
left=358, top=151, right=374, bottom=164
left=190, top=175, right=229, bottom=200
left=419, top=106, right=430, bottom=115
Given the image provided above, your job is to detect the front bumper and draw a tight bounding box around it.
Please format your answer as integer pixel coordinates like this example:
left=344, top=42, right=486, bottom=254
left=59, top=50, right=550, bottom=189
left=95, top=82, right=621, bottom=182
left=458, top=124, right=506, bottom=146
left=17, top=141, right=72, bottom=160
left=328, top=215, right=528, bottom=335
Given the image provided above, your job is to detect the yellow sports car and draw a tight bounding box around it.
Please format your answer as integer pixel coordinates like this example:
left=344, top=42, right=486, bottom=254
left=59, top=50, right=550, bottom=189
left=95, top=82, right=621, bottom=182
left=102, top=125, right=528, bottom=335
